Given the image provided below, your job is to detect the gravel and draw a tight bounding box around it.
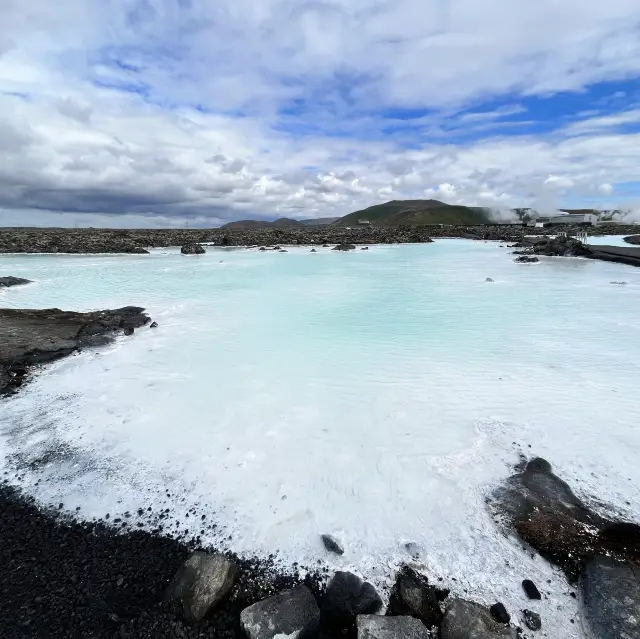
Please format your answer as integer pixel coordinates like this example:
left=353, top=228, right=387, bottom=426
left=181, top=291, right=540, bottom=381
left=0, top=481, right=324, bottom=639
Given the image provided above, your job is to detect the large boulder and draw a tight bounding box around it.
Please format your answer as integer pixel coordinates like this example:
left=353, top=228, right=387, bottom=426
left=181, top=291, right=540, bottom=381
left=240, top=585, right=320, bottom=639
left=165, top=552, right=237, bottom=621
left=181, top=243, right=206, bottom=255
left=491, top=457, right=603, bottom=578
left=357, top=615, right=430, bottom=639
left=624, top=235, right=640, bottom=245
left=514, top=255, right=539, bottom=263
left=321, top=571, right=382, bottom=632
left=0, top=276, right=32, bottom=288
left=492, top=457, right=640, bottom=587
left=387, top=566, right=448, bottom=629
left=440, top=599, right=517, bottom=639
left=332, top=243, right=356, bottom=251
left=580, top=556, right=640, bottom=639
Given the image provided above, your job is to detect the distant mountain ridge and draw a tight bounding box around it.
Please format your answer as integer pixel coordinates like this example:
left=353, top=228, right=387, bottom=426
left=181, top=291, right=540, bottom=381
left=220, top=201, right=492, bottom=229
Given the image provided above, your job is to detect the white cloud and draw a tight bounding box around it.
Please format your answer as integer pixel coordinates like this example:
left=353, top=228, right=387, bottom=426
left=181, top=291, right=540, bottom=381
left=544, top=175, right=574, bottom=189
left=1, top=0, right=640, bottom=225
left=599, top=183, right=614, bottom=195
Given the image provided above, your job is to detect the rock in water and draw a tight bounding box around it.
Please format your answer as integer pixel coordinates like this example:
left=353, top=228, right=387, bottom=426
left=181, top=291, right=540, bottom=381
left=165, top=552, right=237, bottom=622
left=321, top=534, right=345, bottom=555
left=0, top=276, right=32, bottom=288
left=150, top=321, right=158, bottom=328
left=485, top=277, right=494, bottom=282
left=514, top=255, right=539, bottom=263
left=580, top=555, right=640, bottom=639
left=490, top=457, right=603, bottom=579
left=533, top=235, right=592, bottom=257
left=332, top=243, right=356, bottom=251
left=123, top=326, right=134, bottom=336
left=387, top=566, right=447, bottom=629
left=322, top=571, right=382, bottom=631
left=441, top=599, right=517, bottom=639
left=240, top=585, right=320, bottom=639
left=522, top=609, right=541, bottom=631
left=522, top=579, right=541, bottom=600
left=180, top=243, right=205, bottom=255
left=489, top=603, right=510, bottom=624
left=357, top=615, right=430, bottom=639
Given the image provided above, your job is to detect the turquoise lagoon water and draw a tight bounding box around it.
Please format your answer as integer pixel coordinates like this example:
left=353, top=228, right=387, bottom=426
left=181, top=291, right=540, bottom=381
left=1, top=239, right=639, bottom=636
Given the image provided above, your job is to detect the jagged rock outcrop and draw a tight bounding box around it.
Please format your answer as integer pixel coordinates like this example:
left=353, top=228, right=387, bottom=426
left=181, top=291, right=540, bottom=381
left=0, top=276, right=32, bottom=288
left=0, top=306, right=150, bottom=393
left=532, top=236, right=592, bottom=257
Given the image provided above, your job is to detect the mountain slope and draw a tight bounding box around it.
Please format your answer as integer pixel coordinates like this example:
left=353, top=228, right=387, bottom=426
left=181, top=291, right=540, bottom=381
left=333, top=199, right=491, bottom=227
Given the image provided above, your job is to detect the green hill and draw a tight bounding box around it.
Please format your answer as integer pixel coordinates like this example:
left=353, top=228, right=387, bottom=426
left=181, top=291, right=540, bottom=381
left=333, top=199, right=491, bottom=227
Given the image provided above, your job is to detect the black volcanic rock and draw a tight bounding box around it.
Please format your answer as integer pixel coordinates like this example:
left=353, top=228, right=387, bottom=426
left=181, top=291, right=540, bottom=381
left=0, top=306, right=150, bottom=393
left=532, top=235, right=591, bottom=257
left=580, top=555, right=640, bottom=639
left=181, top=243, right=206, bottom=255
left=166, top=552, right=237, bottom=621
left=240, top=585, right=319, bottom=639
left=441, top=599, right=517, bottom=638
left=387, top=566, right=448, bottom=629
left=332, top=243, right=356, bottom=251
left=521, top=580, right=541, bottom=600
left=0, top=276, right=32, bottom=288
left=489, top=602, right=510, bottom=624
left=522, top=609, right=541, bottom=631
left=491, top=457, right=640, bottom=583
left=623, top=234, right=640, bottom=245
left=321, top=571, right=382, bottom=632
left=321, top=534, right=344, bottom=555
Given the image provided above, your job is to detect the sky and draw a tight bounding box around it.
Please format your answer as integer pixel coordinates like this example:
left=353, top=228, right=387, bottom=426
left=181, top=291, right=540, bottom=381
left=1, top=0, right=640, bottom=227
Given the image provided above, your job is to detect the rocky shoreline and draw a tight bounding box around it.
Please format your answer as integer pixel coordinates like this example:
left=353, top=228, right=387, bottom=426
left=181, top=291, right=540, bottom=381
left=0, top=306, right=151, bottom=394
left=507, top=235, right=640, bottom=267
left=1, top=224, right=638, bottom=253
left=1, top=306, right=639, bottom=637
left=2, top=450, right=639, bottom=638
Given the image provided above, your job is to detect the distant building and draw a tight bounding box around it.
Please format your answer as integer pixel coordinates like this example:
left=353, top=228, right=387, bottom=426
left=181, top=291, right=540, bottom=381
left=357, top=219, right=371, bottom=225
left=530, top=213, right=597, bottom=227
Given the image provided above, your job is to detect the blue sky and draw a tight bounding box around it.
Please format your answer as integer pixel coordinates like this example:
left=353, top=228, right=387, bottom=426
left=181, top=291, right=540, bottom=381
left=1, top=0, right=640, bottom=226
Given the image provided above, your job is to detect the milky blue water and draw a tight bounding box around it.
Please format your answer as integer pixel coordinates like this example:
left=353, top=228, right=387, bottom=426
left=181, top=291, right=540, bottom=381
left=1, top=239, right=639, bottom=636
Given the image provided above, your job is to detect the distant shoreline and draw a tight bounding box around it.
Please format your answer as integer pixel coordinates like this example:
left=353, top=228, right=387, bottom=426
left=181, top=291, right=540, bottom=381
left=0, top=224, right=637, bottom=254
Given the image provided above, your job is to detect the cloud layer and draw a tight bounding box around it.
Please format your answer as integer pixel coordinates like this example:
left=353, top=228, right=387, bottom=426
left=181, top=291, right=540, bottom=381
left=1, top=0, right=640, bottom=225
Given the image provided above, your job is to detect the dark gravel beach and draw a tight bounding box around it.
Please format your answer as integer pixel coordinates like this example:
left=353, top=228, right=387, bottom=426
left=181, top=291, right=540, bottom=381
left=0, top=481, right=322, bottom=639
